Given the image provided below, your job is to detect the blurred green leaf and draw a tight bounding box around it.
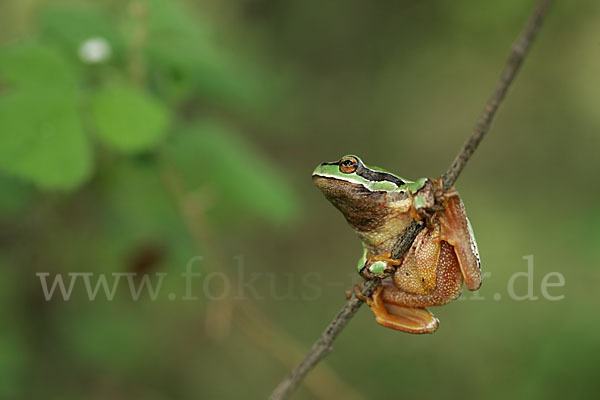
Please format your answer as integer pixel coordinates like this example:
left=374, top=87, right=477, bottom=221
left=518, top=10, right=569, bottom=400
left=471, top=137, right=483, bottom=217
left=165, top=120, right=299, bottom=223
left=0, top=91, right=92, bottom=190
left=0, top=42, right=78, bottom=91
left=39, top=3, right=124, bottom=63
left=90, top=83, right=170, bottom=153
left=143, top=0, right=221, bottom=74
left=143, top=0, right=268, bottom=110
left=0, top=42, right=89, bottom=189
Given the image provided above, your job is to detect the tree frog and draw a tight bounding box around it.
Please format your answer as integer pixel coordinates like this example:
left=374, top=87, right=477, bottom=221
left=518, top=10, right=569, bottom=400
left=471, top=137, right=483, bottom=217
left=312, top=155, right=481, bottom=334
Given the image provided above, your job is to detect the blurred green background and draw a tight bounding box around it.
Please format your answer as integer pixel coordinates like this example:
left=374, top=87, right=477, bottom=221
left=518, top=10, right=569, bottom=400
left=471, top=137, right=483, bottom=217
left=1, top=0, right=599, bottom=399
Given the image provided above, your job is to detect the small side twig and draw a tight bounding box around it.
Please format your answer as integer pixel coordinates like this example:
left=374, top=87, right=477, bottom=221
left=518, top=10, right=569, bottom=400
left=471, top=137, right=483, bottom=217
left=268, top=1, right=552, bottom=399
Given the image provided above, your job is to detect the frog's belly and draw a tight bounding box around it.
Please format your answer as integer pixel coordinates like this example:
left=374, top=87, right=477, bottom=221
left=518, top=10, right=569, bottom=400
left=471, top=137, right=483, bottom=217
left=358, top=214, right=414, bottom=255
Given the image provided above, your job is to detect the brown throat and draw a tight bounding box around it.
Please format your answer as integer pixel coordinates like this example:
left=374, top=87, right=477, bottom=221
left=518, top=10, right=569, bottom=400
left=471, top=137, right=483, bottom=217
left=313, top=175, right=403, bottom=232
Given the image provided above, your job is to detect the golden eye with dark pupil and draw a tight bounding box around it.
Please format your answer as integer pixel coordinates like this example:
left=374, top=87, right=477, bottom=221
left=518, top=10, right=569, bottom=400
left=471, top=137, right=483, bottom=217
left=339, top=156, right=358, bottom=174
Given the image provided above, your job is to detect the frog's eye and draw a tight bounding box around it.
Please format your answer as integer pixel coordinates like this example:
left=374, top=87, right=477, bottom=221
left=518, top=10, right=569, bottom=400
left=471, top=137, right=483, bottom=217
left=339, top=156, right=358, bottom=174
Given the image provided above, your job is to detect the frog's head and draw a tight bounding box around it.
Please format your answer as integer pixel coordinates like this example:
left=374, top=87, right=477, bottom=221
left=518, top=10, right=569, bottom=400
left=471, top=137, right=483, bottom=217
left=312, top=155, right=417, bottom=229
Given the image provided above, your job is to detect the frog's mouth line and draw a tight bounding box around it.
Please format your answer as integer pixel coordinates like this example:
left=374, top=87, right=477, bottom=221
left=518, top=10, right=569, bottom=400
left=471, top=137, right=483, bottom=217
left=311, top=173, right=371, bottom=191
left=312, top=172, right=403, bottom=194
left=312, top=175, right=392, bottom=202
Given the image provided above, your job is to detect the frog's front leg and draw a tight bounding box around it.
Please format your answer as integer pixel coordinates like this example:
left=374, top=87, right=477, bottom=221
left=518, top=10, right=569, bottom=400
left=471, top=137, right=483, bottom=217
left=366, top=282, right=439, bottom=334
left=358, top=247, right=403, bottom=280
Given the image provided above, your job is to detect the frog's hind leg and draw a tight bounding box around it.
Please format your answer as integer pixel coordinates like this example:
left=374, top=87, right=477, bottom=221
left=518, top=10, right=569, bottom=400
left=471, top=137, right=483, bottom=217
left=439, top=192, right=482, bottom=291
left=366, top=283, right=439, bottom=334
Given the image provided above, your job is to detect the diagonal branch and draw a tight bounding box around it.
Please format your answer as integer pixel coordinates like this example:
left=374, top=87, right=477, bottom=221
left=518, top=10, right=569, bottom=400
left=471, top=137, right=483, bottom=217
left=442, top=0, right=552, bottom=192
left=268, top=1, right=553, bottom=399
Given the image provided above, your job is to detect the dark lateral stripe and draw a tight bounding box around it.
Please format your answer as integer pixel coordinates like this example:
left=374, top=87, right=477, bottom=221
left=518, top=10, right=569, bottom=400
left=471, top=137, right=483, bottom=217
left=320, top=160, right=404, bottom=187
left=356, top=166, right=405, bottom=187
